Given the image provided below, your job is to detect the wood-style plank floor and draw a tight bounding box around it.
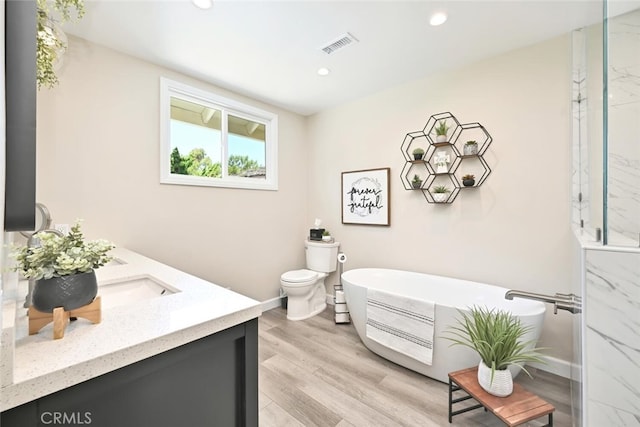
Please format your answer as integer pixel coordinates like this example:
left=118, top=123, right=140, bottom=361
left=258, top=307, right=573, bottom=427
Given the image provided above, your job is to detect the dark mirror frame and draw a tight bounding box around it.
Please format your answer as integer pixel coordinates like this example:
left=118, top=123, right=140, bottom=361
left=4, top=0, right=37, bottom=231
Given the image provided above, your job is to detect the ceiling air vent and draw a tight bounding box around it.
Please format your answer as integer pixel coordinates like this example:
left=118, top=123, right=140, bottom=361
left=320, top=32, right=358, bottom=54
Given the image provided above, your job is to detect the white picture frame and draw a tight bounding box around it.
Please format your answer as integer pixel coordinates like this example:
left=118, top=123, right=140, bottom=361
left=341, top=168, right=390, bottom=226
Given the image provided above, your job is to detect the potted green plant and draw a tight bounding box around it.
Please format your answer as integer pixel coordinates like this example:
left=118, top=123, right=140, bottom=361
left=37, top=0, right=86, bottom=89
left=11, top=221, right=114, bottom=312
left=412, top=174, right=423, bottom=189
left=432, top=185, right=450, bottom=202
left=322, top=230, right=332, bottom=242
left=463, top=140, right=479, bottom=156
left=432, top=120, right=450, bottom=143
left=412, top=147, right=425, bottom=161
left=443, top=306, right=545, bottom=397
left=462, top=174, right=476, bottom=187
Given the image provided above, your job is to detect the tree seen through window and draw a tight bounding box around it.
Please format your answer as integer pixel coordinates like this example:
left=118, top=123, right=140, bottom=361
left=170, top=147, right=262, bottom=178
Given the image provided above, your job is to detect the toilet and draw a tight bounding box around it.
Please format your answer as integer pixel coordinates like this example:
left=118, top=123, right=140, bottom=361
left=280, top=240, right=340, bottom=321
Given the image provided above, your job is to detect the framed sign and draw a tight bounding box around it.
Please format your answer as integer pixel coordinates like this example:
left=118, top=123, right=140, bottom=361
left=341, top=167, right=390, bottom=226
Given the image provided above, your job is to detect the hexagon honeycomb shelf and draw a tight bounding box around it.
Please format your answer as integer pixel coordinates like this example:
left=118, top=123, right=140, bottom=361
left=400, top=112, right=492, bottom=204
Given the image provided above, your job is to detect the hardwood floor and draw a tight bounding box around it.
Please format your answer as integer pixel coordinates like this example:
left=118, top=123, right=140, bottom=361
left=258, top=307, right=573, bottom=427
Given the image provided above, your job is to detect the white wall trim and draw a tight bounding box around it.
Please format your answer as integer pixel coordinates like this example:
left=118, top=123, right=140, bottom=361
left=261, top=296, right=283, bottom=312
left=529, top=355, right=575, bottom=379
left=262, top=294, right=335, bottom=312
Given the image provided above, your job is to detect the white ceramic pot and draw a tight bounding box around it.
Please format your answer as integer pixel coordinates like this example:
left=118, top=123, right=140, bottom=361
left=436, top=135, right=448, bottom=143
left=433, top=193, right=448, bottom=203
left=477, top=361, right=513, bottom=397
left=463, top=144, right=478, bottom=155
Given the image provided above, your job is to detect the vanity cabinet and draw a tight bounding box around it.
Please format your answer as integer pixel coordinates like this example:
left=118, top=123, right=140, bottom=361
left=400, top=112, right=492, bottom=204
left=1, top=319, right=258, bottom=427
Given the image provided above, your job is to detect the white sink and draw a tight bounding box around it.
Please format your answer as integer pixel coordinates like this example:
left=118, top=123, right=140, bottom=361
left=98, top=275, right=178, bottom=309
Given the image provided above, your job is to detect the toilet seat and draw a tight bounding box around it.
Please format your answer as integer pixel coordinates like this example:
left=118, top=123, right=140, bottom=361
left=281, top=269, right=318, bottom=286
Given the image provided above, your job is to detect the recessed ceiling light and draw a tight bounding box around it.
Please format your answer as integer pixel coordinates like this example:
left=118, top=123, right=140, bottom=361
left=317, top=67, right=331, bottom=76
left=430, top=12, right=447, bottom=26
left=192, top=0, right=213, bottom=10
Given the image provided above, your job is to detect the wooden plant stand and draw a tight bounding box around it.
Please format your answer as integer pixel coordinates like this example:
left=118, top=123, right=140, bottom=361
left=448, top=366, right=555, bottom=426
left=28, top=296, right=102, bottom=340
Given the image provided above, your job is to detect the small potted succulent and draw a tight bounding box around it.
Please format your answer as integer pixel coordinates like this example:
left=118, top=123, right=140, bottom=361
left=443, top=306, right=545, bottom=397
left=432, top=185, right=450, bottom=202
left=411, top=174, right=423, bottom=189
left=11, top=221, right=114, bottom=312
left=463, top=140, right=479, bottom=156
left=412, top=147, right=425, bottom=161
left=432, top=120, right=450, bottom=143
left=322, top=230, right=332, bottom=242
left=462, top=174, right=476, bottom=187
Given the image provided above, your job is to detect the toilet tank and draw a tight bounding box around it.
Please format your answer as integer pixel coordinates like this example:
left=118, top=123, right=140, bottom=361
left=305, top=240, right=340, bottom=273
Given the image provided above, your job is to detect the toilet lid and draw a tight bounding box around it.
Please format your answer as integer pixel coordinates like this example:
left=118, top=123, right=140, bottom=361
left=281, top=269, right=317, bottom=283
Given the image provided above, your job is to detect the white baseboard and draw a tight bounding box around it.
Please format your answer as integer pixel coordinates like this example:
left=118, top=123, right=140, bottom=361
left=529, top=355, right=575, bottom=379
left=263, top=293, right=335, bottom=312
left=261, top=296, right=283, bottom=312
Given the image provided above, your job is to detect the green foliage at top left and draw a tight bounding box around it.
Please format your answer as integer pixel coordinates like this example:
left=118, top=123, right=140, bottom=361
left=37, top=0, right=85, bottom=89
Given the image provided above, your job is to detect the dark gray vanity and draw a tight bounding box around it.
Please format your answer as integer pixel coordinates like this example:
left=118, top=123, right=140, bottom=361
left=2, top=319, right=258, bottom=427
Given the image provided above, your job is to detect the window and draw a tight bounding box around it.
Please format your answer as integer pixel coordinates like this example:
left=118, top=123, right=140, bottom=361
left=160, top=78, right=278, bottom=190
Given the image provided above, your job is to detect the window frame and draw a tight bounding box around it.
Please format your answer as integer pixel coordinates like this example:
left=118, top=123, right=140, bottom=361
left=160, top=77, right=278, bottom=191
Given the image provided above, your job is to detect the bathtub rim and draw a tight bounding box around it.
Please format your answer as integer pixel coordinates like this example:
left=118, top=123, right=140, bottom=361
left=341, top=267, right=547, bottom=316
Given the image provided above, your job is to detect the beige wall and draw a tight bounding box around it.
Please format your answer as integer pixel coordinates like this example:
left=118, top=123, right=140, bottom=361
left=37, top=33, right=575, bottom=363
left=307, top=35, right=575, bottom=363
left=36, top=37, right=309, bottom=302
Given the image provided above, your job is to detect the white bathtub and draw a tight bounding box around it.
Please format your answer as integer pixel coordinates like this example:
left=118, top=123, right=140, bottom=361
left=341, top=268, right=546, bottom=383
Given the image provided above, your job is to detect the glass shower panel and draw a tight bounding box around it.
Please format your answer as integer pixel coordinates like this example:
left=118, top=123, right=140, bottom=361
left=572, top=23, right=604, bottom=241
left=604, top=7, right=640, bottom=247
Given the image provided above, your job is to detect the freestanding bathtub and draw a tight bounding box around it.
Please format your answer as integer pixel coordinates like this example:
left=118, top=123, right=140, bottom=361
left=341, top=268, right=546, bottom=383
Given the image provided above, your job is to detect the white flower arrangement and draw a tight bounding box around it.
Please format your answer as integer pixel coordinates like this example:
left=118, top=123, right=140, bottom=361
left=12, top=221, right=114, bottom=280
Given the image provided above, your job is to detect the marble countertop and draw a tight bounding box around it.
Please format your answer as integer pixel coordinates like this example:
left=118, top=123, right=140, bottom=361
left=1, top=247, right=262, bottom=410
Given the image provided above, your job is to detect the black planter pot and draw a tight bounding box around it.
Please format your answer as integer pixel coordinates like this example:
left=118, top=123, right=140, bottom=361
left=31, top=270, right=98, bottom=312
left=412, top=181, right=422, bottom=189
left=413, top=153, right=424, bottom=161
left=463, top=179, right=475, bottom=187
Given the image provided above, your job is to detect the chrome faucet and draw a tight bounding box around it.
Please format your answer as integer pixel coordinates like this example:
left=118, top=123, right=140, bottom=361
left=23, top=229, right=64, bottom=308
left=505, top=290, right=582, bottom=314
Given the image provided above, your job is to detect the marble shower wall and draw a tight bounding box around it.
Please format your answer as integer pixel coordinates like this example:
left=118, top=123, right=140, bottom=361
left=607, top=9, right=640, bottom=245
left=585, top=248, right=640, bottom=426
left=572, top=8, right=640, bottom=427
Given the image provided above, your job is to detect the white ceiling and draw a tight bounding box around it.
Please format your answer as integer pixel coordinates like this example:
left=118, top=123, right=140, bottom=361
left=64, top=0, right=639, bottom=116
